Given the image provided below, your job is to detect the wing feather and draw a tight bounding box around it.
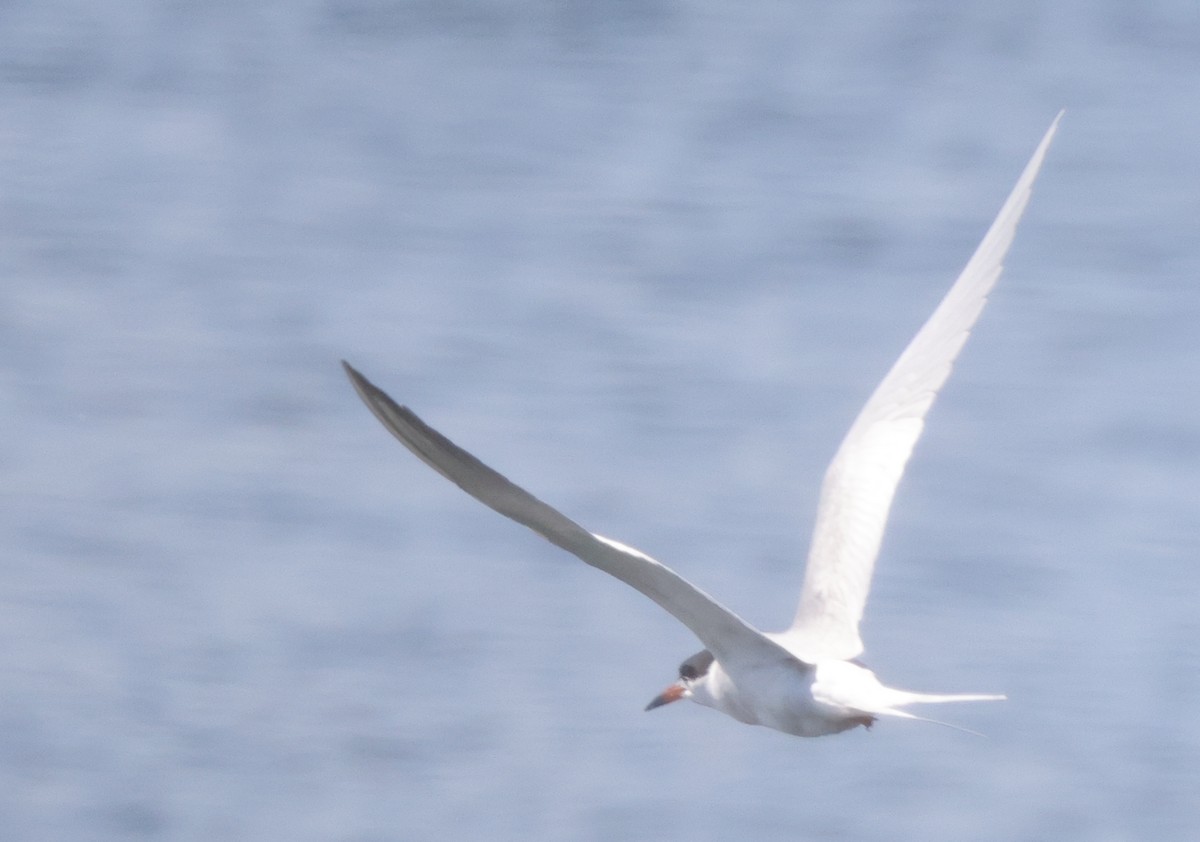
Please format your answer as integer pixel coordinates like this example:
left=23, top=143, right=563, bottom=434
left=785, top=113, right=1062, bottom=661
left=343, top=361, right=798, bottom=673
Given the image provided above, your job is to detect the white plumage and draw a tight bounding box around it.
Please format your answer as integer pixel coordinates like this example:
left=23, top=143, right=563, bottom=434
left=344, top=113, right=1061, bottom=738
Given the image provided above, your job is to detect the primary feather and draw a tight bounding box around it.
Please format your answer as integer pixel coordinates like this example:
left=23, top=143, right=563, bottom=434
left=784, top=113, right=1062, bottom=661
left=342, top=361, right=800, bottom=675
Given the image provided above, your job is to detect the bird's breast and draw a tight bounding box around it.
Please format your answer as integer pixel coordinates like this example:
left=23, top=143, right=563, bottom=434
left=697, top=659, right=857, bottom=738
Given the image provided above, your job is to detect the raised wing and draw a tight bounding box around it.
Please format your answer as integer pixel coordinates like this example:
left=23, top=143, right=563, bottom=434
left=343, top=361, right=799, bottom=674
left=784, top=113, right=1062, bottom=662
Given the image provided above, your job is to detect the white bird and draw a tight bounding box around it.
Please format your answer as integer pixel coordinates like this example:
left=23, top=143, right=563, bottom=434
left=343, top=113, right=1061, bottom=738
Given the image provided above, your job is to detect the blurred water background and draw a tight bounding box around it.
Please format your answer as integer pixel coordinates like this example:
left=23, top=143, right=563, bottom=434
left=2, top=1, right=1198, bottom=840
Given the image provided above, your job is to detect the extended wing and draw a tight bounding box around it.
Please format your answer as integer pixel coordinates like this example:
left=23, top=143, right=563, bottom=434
left=343, top=362, right=799, bottom=674
left=783, top=113, right=1062, bottom=662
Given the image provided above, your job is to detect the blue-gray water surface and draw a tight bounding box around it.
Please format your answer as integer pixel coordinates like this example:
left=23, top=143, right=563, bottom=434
left=2, top=2, right=1198, bottom=840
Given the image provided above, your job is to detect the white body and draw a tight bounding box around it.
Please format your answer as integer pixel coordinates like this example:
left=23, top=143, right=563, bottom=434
left=344, top=113, right=1061, bottom=738
left=688, top=654, right=865, bottom=738
left=692, top=649, right=1000, bottom=737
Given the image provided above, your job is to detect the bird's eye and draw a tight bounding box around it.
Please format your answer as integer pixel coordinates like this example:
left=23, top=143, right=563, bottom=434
left=679, top=665, right=697, bottom=681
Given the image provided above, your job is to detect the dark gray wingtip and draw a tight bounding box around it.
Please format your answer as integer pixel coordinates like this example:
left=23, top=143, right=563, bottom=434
left=339, top=359, right=598, bottom=552
left=341, top=359, right=370, bottom=395
left=340, top=360, right=463, bottom=486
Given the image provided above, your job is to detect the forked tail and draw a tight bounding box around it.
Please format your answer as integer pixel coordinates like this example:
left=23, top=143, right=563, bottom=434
left=868, top=689, right=1007, bottom=736
left=889, top=690, right=1007, bottom=705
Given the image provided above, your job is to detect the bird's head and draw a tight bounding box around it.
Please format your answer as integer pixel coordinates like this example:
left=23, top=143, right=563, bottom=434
left=644, top=649, right=714, bottom=711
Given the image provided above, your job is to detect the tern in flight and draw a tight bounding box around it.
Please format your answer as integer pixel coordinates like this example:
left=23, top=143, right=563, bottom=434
left=343, top=114, right=1060, bottom=738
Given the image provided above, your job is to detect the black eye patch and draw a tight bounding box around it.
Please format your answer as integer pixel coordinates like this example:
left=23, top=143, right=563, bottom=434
left=678, top=649, right=714, bottom=680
